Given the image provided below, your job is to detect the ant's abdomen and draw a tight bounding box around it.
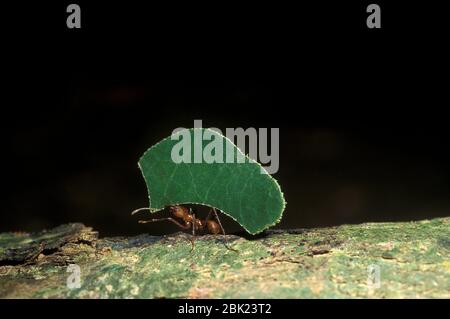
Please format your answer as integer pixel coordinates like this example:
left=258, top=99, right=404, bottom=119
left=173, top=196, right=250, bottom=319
left=207, top=220, right=220, bottom=234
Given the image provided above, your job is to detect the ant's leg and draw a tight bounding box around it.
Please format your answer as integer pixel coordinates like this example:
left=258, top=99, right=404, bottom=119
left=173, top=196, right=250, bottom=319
left=131, top=207, right=151, bottom=216
left=211, top=208, right=238, bottom=253
left=192, top=213, right=197, bottom=236
left=138, top=217, right=190, bottom=230
left=203, top=209, right=213, bottom=235
left=211, top=208, right=226, bottom=234
left=204, top=209, right=213, bottom=223
left=190, top=213, right=196, bottom=252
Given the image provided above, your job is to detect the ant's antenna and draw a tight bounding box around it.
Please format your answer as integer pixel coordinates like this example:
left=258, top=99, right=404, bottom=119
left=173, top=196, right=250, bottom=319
left=131, top=207, right=151, bottom=216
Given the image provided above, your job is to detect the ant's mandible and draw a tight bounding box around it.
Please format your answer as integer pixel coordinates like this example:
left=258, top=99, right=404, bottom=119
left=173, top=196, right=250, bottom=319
left=131, top=205, right=237, bottom=252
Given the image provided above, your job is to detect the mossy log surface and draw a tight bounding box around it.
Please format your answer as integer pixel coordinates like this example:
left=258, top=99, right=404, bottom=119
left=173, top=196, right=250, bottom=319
left=1, top=218, right=449, bottom=298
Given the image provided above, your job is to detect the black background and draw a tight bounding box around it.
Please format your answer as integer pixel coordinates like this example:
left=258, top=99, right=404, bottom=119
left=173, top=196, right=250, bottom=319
left=1, top=299, right=442, bottom=317
left=2, top=1, right=449, bottom=237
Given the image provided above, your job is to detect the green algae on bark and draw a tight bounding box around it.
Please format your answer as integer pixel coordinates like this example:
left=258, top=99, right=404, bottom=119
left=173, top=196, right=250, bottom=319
left=0, top=218, right=449, bottom=298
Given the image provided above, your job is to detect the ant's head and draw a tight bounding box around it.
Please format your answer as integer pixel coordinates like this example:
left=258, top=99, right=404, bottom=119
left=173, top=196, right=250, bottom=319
left=169, top=205, right=189, bottom=219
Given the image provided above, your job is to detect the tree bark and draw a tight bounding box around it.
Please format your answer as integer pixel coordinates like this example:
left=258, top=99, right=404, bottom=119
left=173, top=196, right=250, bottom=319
left=1, top=218, right=449, bottom=298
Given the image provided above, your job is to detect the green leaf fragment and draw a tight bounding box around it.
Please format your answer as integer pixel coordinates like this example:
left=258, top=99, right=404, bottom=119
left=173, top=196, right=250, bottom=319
left=138, top=128, right=286, bottom=234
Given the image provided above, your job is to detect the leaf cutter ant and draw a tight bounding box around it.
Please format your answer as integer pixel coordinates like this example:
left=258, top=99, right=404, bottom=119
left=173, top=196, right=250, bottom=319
left=131, top=205, right=237, bottom=252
